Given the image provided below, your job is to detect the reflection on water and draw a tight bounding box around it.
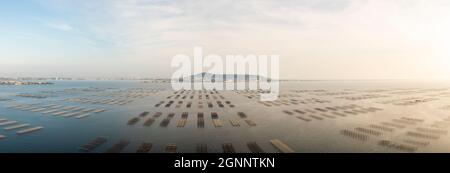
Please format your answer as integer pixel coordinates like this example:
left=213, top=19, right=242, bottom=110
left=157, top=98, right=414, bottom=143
left=1, top=80, right=450, bottom=153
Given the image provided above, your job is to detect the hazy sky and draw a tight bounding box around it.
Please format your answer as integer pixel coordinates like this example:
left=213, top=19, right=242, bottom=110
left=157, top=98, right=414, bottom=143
left=1, top=0, right=450, bottom=79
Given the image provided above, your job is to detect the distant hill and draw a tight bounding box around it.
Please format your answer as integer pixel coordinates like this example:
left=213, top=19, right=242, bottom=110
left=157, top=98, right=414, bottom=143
left=174, top=72, right=271, bottom=82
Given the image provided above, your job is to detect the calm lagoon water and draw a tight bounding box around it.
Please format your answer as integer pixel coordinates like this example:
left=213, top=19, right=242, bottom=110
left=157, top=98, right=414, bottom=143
left=1, top=80, right=450, bottom=153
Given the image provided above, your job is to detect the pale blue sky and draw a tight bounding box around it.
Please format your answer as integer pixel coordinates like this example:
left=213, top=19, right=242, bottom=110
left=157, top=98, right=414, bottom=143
left=1, top=0, right=450, bottom=79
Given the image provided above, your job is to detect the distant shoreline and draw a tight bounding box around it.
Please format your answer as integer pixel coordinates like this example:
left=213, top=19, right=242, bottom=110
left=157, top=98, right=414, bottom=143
left=0, top=80, right=53, bottom=86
